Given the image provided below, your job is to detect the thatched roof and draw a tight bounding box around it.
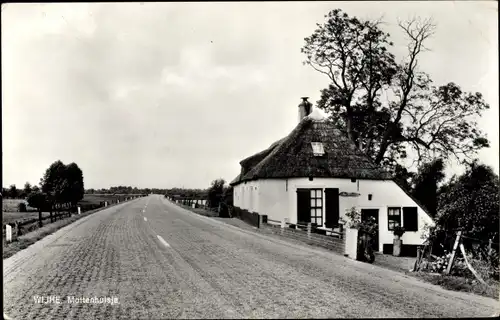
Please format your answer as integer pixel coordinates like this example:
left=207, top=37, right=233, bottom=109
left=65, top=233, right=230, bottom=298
left=230, top=112, right=392, bottom=186
left=229, top=173, right=241, bottom=185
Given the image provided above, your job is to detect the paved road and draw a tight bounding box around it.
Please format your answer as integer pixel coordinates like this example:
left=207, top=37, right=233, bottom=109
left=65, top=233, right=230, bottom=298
left=4, top=195, right=499, bottom=319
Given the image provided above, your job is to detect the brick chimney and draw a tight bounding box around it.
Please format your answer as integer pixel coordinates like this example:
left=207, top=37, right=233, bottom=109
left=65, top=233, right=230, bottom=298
left=298, top=97, right=312, bottom=122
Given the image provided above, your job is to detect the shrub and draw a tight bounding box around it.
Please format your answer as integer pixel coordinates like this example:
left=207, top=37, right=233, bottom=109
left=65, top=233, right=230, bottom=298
left=393, top=226, right=406, bottom=237
left=18, top=202, right=27, bottom=212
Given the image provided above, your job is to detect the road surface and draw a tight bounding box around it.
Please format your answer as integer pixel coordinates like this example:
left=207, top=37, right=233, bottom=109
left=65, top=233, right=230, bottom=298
left=4, top=195, right=499, bottom=319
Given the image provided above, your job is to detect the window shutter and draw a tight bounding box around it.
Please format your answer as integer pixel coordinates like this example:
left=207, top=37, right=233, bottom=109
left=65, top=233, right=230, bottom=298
left=403, top=207, right=418, bottom=231
left=324, top=188, right=339, bottom=228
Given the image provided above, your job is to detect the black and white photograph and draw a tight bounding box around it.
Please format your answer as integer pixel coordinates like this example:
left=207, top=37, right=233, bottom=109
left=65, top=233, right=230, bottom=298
left=2, top=1, right=499, bottom=319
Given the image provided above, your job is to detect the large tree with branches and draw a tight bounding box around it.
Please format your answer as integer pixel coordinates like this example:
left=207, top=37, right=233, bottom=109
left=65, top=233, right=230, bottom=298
left=302, top=9, right=490, bottom=171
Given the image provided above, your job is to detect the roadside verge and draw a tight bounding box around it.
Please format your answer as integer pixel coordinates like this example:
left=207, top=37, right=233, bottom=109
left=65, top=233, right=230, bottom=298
left=3, top=201, right=129, bottom=259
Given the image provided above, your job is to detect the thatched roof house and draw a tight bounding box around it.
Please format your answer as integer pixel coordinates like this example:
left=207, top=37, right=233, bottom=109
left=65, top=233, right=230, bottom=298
left=231, top=97, right=434, bottom=255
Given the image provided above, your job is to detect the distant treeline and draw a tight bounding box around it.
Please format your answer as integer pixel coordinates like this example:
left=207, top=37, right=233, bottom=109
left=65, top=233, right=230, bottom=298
left=164, top=187, right=209, bottom=199
left=86, top=186, right=163, bottom=195
left=85, top=186, right=210, bottom=198
left=165, top=179, right=233, bottom=214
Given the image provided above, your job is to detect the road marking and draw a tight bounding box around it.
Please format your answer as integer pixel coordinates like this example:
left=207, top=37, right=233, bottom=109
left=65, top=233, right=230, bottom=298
left=144, top=217, right=147, bottom=222
left=157, top=235, right=170, bottom=248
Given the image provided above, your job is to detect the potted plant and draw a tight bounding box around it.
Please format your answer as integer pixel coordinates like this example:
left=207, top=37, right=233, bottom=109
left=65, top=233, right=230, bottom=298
left=341, top=207, right=360, bottom=260
left=393, top=225, right=405, bottom=256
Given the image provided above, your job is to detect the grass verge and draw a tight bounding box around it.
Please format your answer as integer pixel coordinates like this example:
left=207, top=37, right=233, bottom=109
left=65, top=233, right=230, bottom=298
left=411, top=271, right=499, bottom=300
left=176, top=203, right=219, bottom=217
left=2, top=206, right=106, bottom=260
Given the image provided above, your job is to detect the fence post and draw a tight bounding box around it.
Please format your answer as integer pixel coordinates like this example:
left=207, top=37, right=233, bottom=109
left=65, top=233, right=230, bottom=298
left=307, top=223, right=311, bottom=240
left=414, top=246, right=422, bottom=271
left=459, top=243, right=487, bottom=285
left=105, top=201, right=108, bottom=207
left=281, top=219, right=286, bottom=235
left=258, top=214, right=263, bottom=229
left=445, top=230, right=462, bottom=275
left=77, top=206, right=81, bottom=215
left=6, top=224, right=12, bottom=243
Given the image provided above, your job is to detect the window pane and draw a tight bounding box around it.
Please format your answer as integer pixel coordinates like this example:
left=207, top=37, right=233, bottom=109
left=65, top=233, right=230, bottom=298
left=311, top=199, right=316, bottom=207
left=317, top=199, right=322, bottom=207
left=316, top=190, right=321, bottom=197
left=310, top=189, right=315, bottom=197
left=389, top=208, right=401, bottom=216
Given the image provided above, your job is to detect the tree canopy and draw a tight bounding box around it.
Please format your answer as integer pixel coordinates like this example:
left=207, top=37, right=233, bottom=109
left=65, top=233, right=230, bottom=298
left=40, top=160, right=85, bottom=210
left=23, top=182, right=32, bottom=197
left=8, top=184, right=18, bottom=198
left=437, top=162, right=499, bottom=242
left=411, top=158, right=446, bottom=217
left=302, top=9, right=490, bottom=172
left=27, top=191, right=48, bottom=212
left=207, top=178, right=226, bottom=208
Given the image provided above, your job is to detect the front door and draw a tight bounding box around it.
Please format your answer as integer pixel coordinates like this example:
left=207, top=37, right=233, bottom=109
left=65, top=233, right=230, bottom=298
left=296, top=189, right=311, bottom=224
left=361, top=209, right=379, bottom=252
left=324, top=188, right=339, bottom=228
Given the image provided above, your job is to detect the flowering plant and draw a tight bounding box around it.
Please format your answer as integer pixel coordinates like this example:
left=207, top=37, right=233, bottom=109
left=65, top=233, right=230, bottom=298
left=393, top=225, right=406, bottom=237
left=343, top=207, right=378, bottom=236
left=344, top=207, right=361, bottom=228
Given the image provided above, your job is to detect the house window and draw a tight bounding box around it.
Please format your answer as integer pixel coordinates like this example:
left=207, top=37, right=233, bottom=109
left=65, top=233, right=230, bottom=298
left=311, top=142, right=325, bottom=156
left=310, top=189, right=323, bottom=225
left=387, top=207, right=401, bottom=231
left=403, top=207, right=418, bottom=231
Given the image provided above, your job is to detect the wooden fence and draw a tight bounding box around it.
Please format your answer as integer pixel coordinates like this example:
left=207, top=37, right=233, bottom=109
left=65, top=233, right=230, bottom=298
left=261, top=217, right=346, bottom=255
left=231, top=206, right=260, bottom=228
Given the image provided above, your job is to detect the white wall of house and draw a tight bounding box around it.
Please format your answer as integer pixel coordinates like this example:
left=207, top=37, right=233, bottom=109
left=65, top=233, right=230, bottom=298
left=257, top=179, right=289, bottom=223
left=233, top=180, right=260, bottom=213
left=233, top=179, right=288, bottom=222
left=287, top=177, right=434, bottom=252
left=234, top=177, right=434, bottom=253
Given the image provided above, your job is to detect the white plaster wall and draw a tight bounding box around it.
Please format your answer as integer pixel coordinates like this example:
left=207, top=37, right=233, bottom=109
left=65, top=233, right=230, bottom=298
left=233, top=184, right=243, bottom=208
left=233, top=181, right=260, bottom=213
left=287, top=177, right=435, bottom=252
left=257, top=179, right=289, bottom=223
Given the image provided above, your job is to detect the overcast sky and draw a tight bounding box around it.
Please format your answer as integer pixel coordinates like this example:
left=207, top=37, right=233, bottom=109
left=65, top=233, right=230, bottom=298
left=2, top=1, right=498, bottom=189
